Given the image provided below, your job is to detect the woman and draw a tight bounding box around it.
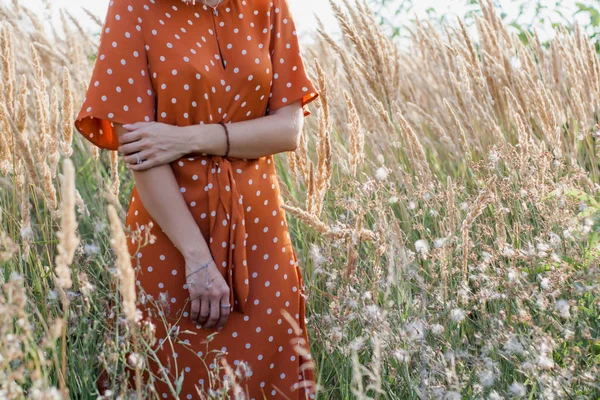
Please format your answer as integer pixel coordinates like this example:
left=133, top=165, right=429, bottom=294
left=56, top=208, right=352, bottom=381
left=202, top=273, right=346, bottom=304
left=74, top=0, right=320, bottom=398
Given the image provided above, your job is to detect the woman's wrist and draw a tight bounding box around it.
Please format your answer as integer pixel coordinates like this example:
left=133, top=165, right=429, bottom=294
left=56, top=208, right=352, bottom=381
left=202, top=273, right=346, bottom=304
left=181, top=123, right=228, bottom=157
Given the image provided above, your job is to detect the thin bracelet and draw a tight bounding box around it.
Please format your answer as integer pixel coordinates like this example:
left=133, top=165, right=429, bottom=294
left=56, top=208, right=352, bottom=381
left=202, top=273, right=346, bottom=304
left=185, top=259, right=211, bottom=279
left=218, top=121, right=230, bottom=158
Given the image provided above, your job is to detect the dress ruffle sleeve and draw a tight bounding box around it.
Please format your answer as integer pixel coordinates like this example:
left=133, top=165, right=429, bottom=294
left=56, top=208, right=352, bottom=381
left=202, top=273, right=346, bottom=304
left=74, top=0, right=156, bottom=151
left=266, top=0, right=320, bottom=117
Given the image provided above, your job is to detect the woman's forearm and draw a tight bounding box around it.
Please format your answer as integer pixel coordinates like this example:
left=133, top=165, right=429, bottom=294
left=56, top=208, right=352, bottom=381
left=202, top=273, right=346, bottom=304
left=182, top=101, right=304, bottom=160
left=114, top=124, right=211, bottom=261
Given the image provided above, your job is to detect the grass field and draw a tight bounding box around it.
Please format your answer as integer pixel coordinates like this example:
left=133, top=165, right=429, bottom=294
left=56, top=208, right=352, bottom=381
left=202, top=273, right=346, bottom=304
left=0, top=0, right=599, bottom=398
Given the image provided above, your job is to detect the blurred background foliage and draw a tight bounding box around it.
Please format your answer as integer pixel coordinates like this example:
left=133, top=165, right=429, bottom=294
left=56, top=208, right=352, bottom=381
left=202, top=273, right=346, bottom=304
left=369, top=0, right=600, bottom=51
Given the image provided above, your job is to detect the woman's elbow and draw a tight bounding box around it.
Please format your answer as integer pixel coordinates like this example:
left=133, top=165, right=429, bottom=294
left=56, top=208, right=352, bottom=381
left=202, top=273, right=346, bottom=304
left=286, top=128, right=301, bottom=152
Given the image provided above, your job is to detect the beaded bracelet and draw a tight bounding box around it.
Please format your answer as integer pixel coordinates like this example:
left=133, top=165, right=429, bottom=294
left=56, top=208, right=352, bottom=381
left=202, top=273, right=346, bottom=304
left=218, top=121, right=230, bottom=158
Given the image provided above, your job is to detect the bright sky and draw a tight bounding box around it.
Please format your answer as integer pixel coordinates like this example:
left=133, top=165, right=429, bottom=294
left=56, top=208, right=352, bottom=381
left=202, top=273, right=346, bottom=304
left=16, top=0, right=483, bottom=39
left=15, top=0, right=582, bottom=43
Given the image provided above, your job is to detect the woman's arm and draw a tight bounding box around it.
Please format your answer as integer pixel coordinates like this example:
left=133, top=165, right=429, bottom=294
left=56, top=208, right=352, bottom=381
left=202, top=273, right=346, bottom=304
left=117, top=101, right=305, bottom=170
left=189, top=100, right=305, bottom=159
left=114, top=123, right=210, bottom=261
left=113, top=123, right=231, bottom=328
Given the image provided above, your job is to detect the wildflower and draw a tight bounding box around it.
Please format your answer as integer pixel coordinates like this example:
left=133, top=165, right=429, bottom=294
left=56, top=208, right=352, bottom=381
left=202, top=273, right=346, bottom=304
left=404, top=320, right=425, bottom=342
left=538, top=354, right=553, bottom=370
left=20, top=225, right=34, bottom=240
left=481, top=251, right=493, bottom=262
left=488, top=147, right=500, bottom=166
left=330, top=327, right=343, bottom=344
left=509, top=55, right=522, bottom=69
left=127, top=352, right=144, bottom=369
left=415, top=239, right=430, bottom=257
left=309, top=243, right=325, bottom=267
left=444, top=391, right=462, bottom=400
left=408, top=201, right=416, bottom=210
left=430, top=324, right=445, bottom=335
left=583, top=217, right=594, bottom=234
left=47, top=289, right=58, bottom=301
left=10, top=271, right=24, bottom=281
left=349, top=336, right=365, bottom=352
left=536, top=242, right=550, bottom=252
left=388, top=196, right=398, bottom=204
left=504, top=335, right=524, bottom=356
left=562, top=328, right=574, bottom=340
left=434, top=236, right=449, bottom=248
left=487, top=390, right=503, bottom=400
left=554, top=299, right=570, bottom=319
left=376, top=154, right=385, bottom=163
left=94, top=221, right=107, bottom=232
left=509, top=382, right=526, bottom=398
left=364, top=304, right=380, bottom=319
left=393, top=349, right=410, bottom=363
left=375, top=167, right=388, bottom=181
left=478, top=369, right=495, bottom=388
left=562, top=228, right=574, bottom=240
left=501, top=245, right=516, bottom=257
left=84, top=242, right=100, bottom=255
left=450, top=308, right=466, bottom=323
left=28, top=388, right=63, bottom=399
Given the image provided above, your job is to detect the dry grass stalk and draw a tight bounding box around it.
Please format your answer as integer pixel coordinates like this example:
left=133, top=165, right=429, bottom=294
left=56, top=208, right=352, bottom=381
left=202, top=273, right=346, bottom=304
left=110, top=150, right=120, bottom=199
left=396, top=111, right=432, bottom=181
left=345, top=91, right=364, bottom=178
left=107, top=204, right=138, bottom=324
left=313, top=105, right=332, bottom=218
left=53, top=158, right=79, bottom=292
left=52, top=157, right=80, bottom=397
left=16, top=171, right=32, bottom=260
left=0, top=120, right=11, bottom=175
left=281, top=203, right=378, bottom=242
left=344, top=210, right=363, bottom=279
left=0, top=103, right=40, bottom=186
left=460, top=176, right=497, bottom=281
left=61, top=67, right=74, bottom=158
left=16, top=74, right=27, bottom=133
left=0, top=206, right=18, bottom=262
left=1, top=25, right=16, bottom=118
left=48, top=86, right=60, bottom=177
left=107, top=203, right=142, bottom=398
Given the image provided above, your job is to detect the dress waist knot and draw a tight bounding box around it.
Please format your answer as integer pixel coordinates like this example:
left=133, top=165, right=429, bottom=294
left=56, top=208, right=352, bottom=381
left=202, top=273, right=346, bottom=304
left=205, top=155, right=249, bottom=314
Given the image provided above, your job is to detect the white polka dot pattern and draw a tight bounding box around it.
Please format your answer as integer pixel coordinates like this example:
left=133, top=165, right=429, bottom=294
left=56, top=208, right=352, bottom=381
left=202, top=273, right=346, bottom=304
left=74, top=0, right=319, bottom=152
left=80, top=0, right=320, bottom=398
left=266, top=0, right=319, bottom=116
left=75, top=0, right=156, bottom=150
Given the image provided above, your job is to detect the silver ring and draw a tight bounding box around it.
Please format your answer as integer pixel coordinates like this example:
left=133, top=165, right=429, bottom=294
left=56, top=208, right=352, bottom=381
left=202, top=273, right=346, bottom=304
left=220, top=304, right=231, bottom=308
left=136, top=153, right=142, bottom=164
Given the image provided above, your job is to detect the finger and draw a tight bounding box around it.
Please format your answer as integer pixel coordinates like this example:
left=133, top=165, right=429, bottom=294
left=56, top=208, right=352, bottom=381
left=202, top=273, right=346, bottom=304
left=204, top=298, right=220, bottom=329
left=123, top=150, right=146, bottom=165
left=190, top=298, right=200, bottom=322
left=216, top=296, right=231, bottom=330
left=197, top=299, right=210, bottom=326
left=117, top=131, right=145, bottom=152
left=122, top=121, right=153, bottom=131
left=127, top=158, right=154, bottom=171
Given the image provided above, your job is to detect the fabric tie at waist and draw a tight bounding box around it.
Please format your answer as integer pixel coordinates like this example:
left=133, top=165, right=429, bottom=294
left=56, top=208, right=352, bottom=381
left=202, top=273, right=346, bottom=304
left=205, top=155, right=249, bottom=314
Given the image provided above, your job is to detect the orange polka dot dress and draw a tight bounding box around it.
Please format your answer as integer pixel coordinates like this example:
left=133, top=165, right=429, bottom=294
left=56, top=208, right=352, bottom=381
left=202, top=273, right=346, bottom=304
left=74, top=0, right=320, bottom=398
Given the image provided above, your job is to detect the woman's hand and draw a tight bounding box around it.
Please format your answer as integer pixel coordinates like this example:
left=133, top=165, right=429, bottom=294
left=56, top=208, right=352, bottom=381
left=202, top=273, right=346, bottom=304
left=117, top=121, right=193, bottom=171
left=185, top=257, right=231, bottom=330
